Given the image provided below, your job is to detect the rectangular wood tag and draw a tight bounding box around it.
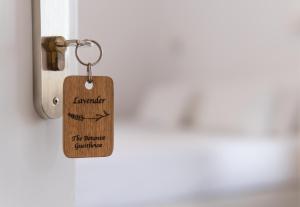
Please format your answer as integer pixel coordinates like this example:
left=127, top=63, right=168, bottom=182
left=63, top=76, right=114, bottom=158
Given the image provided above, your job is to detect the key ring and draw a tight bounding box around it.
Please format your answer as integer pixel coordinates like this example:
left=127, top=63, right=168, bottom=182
left=75, top=39, right=103, bottom=67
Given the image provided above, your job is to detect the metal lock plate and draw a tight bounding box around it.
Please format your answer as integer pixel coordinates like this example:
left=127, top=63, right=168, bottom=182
left=32, top=0, right=77, bottom=119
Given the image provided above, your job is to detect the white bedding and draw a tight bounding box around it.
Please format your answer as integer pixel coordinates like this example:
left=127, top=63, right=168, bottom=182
left=76, top=122, right=299, bottom=207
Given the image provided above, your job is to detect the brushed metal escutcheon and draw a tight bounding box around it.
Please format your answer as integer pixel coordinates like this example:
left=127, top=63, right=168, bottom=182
left=32, top=0, right=77, bottom=119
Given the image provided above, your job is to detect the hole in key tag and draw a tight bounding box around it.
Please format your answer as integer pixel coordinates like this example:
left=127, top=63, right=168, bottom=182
left=85, top=81, right=94, bottom=90
left=63, top=40, right=113, bottom=158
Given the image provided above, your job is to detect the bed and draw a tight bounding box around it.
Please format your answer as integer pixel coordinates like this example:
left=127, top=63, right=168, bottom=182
left=75, top=121, right=299, bottom=207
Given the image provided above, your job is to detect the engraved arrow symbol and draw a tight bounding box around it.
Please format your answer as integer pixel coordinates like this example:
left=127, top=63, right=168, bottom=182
left=68, top=110, right=110, bottom=122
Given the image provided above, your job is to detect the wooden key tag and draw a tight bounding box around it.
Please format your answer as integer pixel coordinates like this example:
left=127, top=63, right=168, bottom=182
left=63, top=76, right=114, bottom=158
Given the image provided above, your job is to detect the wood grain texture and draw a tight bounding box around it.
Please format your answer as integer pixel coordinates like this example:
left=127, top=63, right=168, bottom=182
left=63, top=76, right=114, bottom=158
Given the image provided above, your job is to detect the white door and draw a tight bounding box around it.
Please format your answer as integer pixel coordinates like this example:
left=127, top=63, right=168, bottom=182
left=0, top=1, right=76, bottom=206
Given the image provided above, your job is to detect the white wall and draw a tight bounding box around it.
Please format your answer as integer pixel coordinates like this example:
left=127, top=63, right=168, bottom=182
left=158, top=0, right=300, bottom=89
left=78, top=0, right=300, bottom=117
left=0, top=0, right=74, bottom=207
left=78, top=0, right=162, bottom=117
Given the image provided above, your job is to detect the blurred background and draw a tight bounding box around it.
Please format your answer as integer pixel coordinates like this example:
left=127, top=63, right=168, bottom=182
left=76, top=0, right=300, bottom=206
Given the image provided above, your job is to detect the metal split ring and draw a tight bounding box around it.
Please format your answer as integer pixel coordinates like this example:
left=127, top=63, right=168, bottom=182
left=75, top=39, right=103, bottom=67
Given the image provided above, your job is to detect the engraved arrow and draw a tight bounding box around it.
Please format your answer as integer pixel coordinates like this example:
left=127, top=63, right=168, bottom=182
left=68, top=110, right=110, bottom=122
